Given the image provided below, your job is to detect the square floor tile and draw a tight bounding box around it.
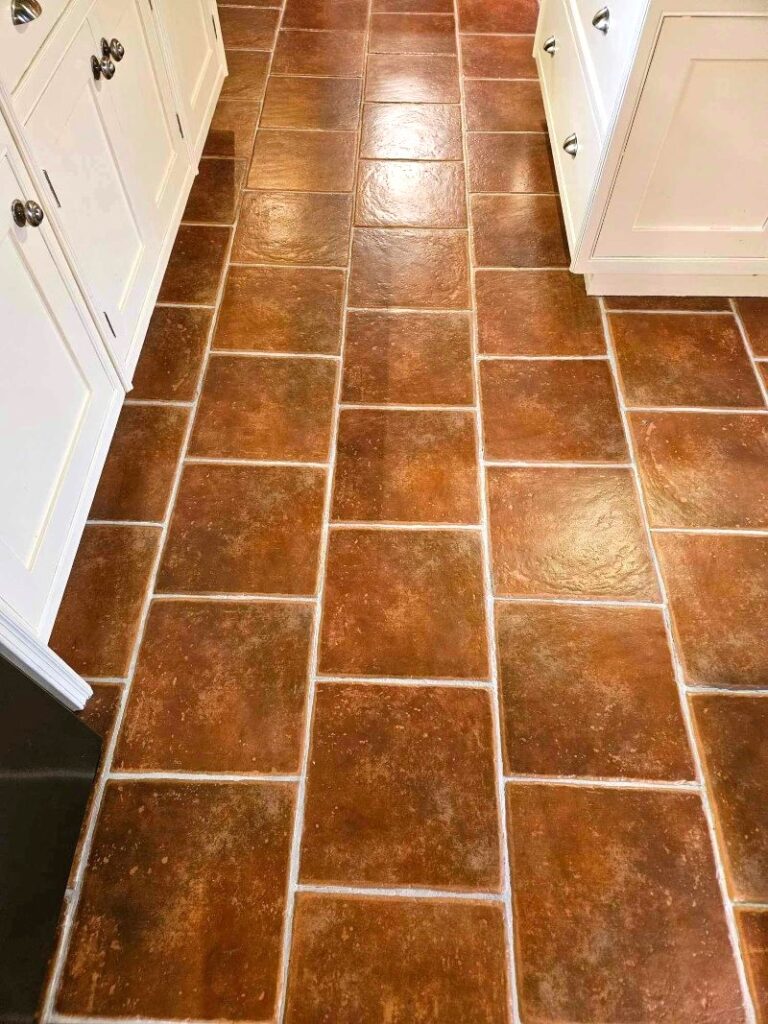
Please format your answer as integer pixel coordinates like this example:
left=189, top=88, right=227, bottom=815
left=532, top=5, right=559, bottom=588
left=370, top=12, right=456, bottom=53
left=356, top=160, right=466, bottom=228
left=467, top=133, right=556, bottom=193
left=204, top=101, right=260, bottom=160
left=232, top=191, right=352, bottom=266
left=300, top=684, right=500, bottom=888
left=272, top=28, right=366, bottom=76
left=461, top=33, right=536, bottom=77
left=319, top=529, right=488, bottom=678
left=158, top=225, right=230, bottom=305
left=610, top=313, right=764, bottom=408
left=219, top=5, right=279, bottom=48
left=131, top=306, right=212, bottom=402
left=332, top=408, right=479, bottom=523
left=691, top=693, right=768, bottom=902
left=183, top=158, right=244, bottom=225
left=215, top=265, right=344, bottom=354
left=90, top=404, right=188, bottom=522
left=496, top=603, right=693, bottom=779
left=349, top=228, right=469, bottom=308
left=365, top=54, right=460, bottom=102
left=220, top=50, right=270, bottom=101
left=656, top=533, right=768, bottom=689
left=735, top=298, right=768, bottom=356
left=342, top=310, right=473, bottom=405
left=249, top=130, right=357, bottom=192
left=285, top=893, right=508, bottom=1023
left=116, top=600, right=312, bottom=774
left=190, top=354, right=336, bottom=461
left=51, top=525, right=159, bottom=677
left=630, top=411, right=768, bottom=529
left=157, top=463, right=325, bottom=596
left=472, top=194, right=568, bottom=267
left=480, top=359, right=627, bottom=462
left=506, top=784, right=744, bottom=1023
left=458, top=0, right=537, bottom=31
left=261, top=76, right=362, bottom=129
left=283, top=0, right=368, bottom=29
left=361, top=102, right=463, bottom=159
left=465, top=80, right=545, bottom=131
left=487, top=467, right=659, bottom=600
left=57, top=781, right=295, bottom=1020
left=476, top=270, right=604, bottom=355
left=737, top=909, right=768, bottom=1024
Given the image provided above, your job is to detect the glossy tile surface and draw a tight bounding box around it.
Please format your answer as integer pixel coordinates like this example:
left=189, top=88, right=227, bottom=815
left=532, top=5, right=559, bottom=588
left=349, top=227, right=469, bottom=307
left=183, top=158, right=244, bottom=225
left=458, top=0, right=537, bottom=31
left=131, top=306, right=212, bottom=401
left=261, top=75, right=362, bottom=129
left=356, top=159, right=466, bottom=227
left=472, top=194, right=568, bottom=267
left=361, top=102, right=463, bottom=159
left=461, top=33, right=536, bottom=77
left=370, top=12, right=456, bottom=53
left=465, top=79, right=545, bottom=131
left=273, top=28, right=366, bottom=75
left=467, top=133, right=555, bottom=194
left=365, top=53, right=460, bottom=102
left=220, top=50, right=270, bottom=101
left=158, top=225, right=230, bottom=305
left=283, top=0, right=368, bottom=29
left=204, top=100, right=260, bottom=159
left=233, top=190, right=352, bottom=265
left=219, top=5, right=279, bottom=49
left=250, top=129, right=357, bottom=191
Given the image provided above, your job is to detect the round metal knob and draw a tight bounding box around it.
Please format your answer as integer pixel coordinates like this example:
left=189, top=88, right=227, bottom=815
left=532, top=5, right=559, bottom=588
left=591, top=7, right=610, bottom=33
left=102, top=37, right=125, bottom=61
left=92, top=54, right=115, bottom=80
left=11, top=198, right=44, bottom=228
left=11, top=0, right=42, bottom=26
left=563, top=133, right=579, bottom=158
left=543, top=35, right=556, bottom=55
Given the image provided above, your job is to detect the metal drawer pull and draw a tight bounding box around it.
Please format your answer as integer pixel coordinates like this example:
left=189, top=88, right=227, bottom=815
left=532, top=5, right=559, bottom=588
left=11, top=0, right=42, bottom=25
left=102, top=36, right=125, bottom=61
left=92, top=54, right=116, bottom=80
left=543, top=35, right=556, bottom=55
left=563, top=133, right=578, bottom=158
left=591, top=6, right=610, bottom=32
left=11, top=199, right=44, bottom=228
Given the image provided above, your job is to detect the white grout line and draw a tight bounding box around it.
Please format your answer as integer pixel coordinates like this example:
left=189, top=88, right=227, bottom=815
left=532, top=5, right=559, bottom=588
left=504, top=774, right=699, bottom=791
left=86, top=518, right=164, bottom=528
left=686, top=685, right=768, bottom=698
left=483, top=459, right=633, bottom=469
left=184, top=456, right=329, bottom=469
left=123, top=397, right=194, bottom=408
left=651, top=527, right=768, bottom=537
left=51, top=1017, right=270, bottom=1024
left=730, top=298, right=768, bottom=409
left=82, top=676, right=125, bottom=686
left=478, top=352, right=608, bottom=361
left=150, top=591, right=317, bottom=604
left=296, top=882, right=505, bottom=901
left=208, top=349, right=341, bottom=360
left=110, top=771, right=301, bottom=784
left=329, top=520, right=482, bottom=530
left=339, top=401, right=474, bottom=411
left=346, top=305, right=471, bottom=314
left=493, top=594, right=665, bottom=609
left=315, top=674, right=493, bottom=689
left=626, top=404, right=768, bottom=415
left=605, top=308, right=735, bottom=316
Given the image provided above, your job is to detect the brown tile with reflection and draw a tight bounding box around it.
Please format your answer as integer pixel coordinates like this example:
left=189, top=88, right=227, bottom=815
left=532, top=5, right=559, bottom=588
left=116, top=600, right=312, bottom=774
left=283, top=0, right=368, bottom=29
left=507, top=784, right=745, bottom=1024
left=356, top=160, right=466, bottom=228
left=131, top=306, right=212, bottom=402
left=232, top=191, right=352, bottom=266
left=51, top=525, right=160, bottom=678
left=284, top=893, right=508, bottom=1024
left=190, top=354, right=336, bottom=461
left=158, top=225, right=230, bottom=305
left=218, top=5, right=279, bottom=49
left=272, top=28, right=366, bottom=76
left=261, top=76, right=362, bottom=130
left=342, top=310, right=473, bottom=405
left=487, top=467, right=659, bottom=600
left=610, top=313, right=764, bottom=408
left=249, top=130, right=357, bottom=192
left=184, top=158, right=244, bottom=225
left=737, top=909, right=768, bottom=1024
left=465, top=80, right=545, bottom=131
left=333, top=408, right=479, bottom=523
left=472, top=194, right=568, bottom=267
left=476, top=270, right=604, bottom=355
left=301, top=684, right=500, bottom=889
left=361, top=102, right=463, bottom=160
left=496, top=603, right=693, bottom=779
left=467, top=133, right=556, bottom=194
left=365, top=53, right=460, bottom=102
left=630, top=411, right=768, bottom=529
left=220, top=50, right=270, bottom=101
left=319, top=528, right=488, bottom=678
left=656, top=532, right=768, bottom=689
left=90, top=404, right=188, bottom=523
left=458, top=0, right=537, bottom=31
left=480, top=359, right=627, bottom=463
left=77, top=683, right=121, bottom=741
left=157, top=463, right=325, bottom=596
left=691, top=693, right=768, bottom=902
left=370, top=13, right=456, bottom=54
left=57, top=780, right=295, bottom=1021
left=735, top=297, right=768, bottom=356
left=215, top=265, right=345, bottom=354
left=460, top=33, right=536, bottom=77
left=204, top=101, right=260, bottom=160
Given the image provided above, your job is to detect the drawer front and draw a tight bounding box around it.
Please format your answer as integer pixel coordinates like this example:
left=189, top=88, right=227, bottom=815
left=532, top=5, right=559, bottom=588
left=571, top=0, right=646, bottom=124
left=537, top=0, right=601, bottom=245
left=0, top=0, right=71, bottom=93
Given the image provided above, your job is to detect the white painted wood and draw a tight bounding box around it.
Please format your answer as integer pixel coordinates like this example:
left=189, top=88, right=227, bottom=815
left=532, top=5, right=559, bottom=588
left=0, top=0, right=70, bottom=94
left=585, top=271, right=768, bottom=297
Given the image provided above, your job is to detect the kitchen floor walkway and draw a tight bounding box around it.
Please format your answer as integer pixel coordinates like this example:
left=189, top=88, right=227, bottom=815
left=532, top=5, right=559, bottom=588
left=44, top=0, right=768, bottom=1021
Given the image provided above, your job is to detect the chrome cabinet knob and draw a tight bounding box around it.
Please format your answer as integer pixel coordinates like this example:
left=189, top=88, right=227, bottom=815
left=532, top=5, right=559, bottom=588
left=92, top=54, right=115, bottom=80
left=11, top=0, right=42, bottom=25
left=591, top=7, right=610, bottom=32
left=543, top=35, right=556, bottom=55
left=563, top=133, right=579, bottom=157
left=102, top=36, right=125, bottom=61
left=11, top=198, right=44, bottom=228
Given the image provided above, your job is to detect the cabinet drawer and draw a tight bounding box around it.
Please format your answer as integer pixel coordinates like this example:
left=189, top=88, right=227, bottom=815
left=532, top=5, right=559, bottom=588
left=0, top=0, right=71, bottom=93
left=537, top=0, right=601, bottom=246
left=570, top=0, right=645, bottom=125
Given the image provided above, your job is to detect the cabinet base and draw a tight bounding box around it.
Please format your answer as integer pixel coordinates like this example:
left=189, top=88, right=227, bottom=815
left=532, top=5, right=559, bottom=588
left=584, top=271, right=768, bottom=298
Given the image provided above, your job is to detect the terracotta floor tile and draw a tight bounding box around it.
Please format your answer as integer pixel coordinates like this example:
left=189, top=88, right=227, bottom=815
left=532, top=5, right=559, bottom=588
left=157, top=463, right=324, bottom=595
left=365, top=53, right=460, bottom=102
left=656, top=533, right=768, bottom=689
left=737, top=909, right=768, bottom=1024
left=332, top=408, right=479, bottom=523
left=342, top=310, right=473, bottom=405
left=215, top=265, right=344, bottom=353
left=204, top=101, right=260, bottom=160
left=480, top=359, right=627, bottom=462
left=220, top=50, right=270, bottom=101
left=285, top=893, right=508, bottom=1024
left=476, top=270, right=604, bottom=355
left=356, top=159, right=466, bottom=228
left=232, top=191, right=352, bottom=266
left=218, top=5, right=279, bottom=49
left=89, top=404, right=188, bottom=522
left=361, top=102, right=463, bottom=160
left=487, top=467, right=659, bottom=600
left=610, top=313, right=765, bottom=408
left=261, top=76, right=362, bottom=130
left=630, top=411, right=768, bottom=529
left=57, top=780, right=295, bottom=1020
left=461, top=33, right=536, bottom=77
left=349, top=227, right=469, bottom=308
left=467, top=133, right=556, bottom=193
left=691, top=693, right=768, bottom=902
left=283, top=0, right=368, bottom=30
left=50, top=526, right=160, bottom=677
left=458, top=0, right=537, bottom=31
left=77, top=683, right=121, bottom=741
left=249, top=130, right=357, bottom=192
left=301, top=684, right=500, bottom=888
left=506, top=784, right=744, bottom=1023
left=116, top=601, right=312, bottom=773
left=131, top=306, right=212, bottom=402
left=465, top=79, right=545, bottom=131
left=319, top=529, right=488, bottom=678
left=273, top=28, right=366, bottom=76
left=496, top=603, right=693, bottom=779
left=735, top=298, right=768, bottom=356
left=158, top=225, right=230, bottom=305
left=190, top=354, right=336, bottom=461
left=473, top=194, right=568, bottom=267
left=183, top=158, right=244, bottom=225
left=370, top=13, right=456, bottom=53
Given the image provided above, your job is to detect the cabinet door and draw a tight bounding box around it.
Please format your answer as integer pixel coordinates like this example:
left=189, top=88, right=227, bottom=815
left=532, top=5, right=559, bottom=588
left=0, top=121, right=120, bottom=634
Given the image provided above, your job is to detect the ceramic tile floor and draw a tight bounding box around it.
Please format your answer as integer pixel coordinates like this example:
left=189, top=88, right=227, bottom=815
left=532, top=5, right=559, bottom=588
left=44, top=0, right=768, bottom=1021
